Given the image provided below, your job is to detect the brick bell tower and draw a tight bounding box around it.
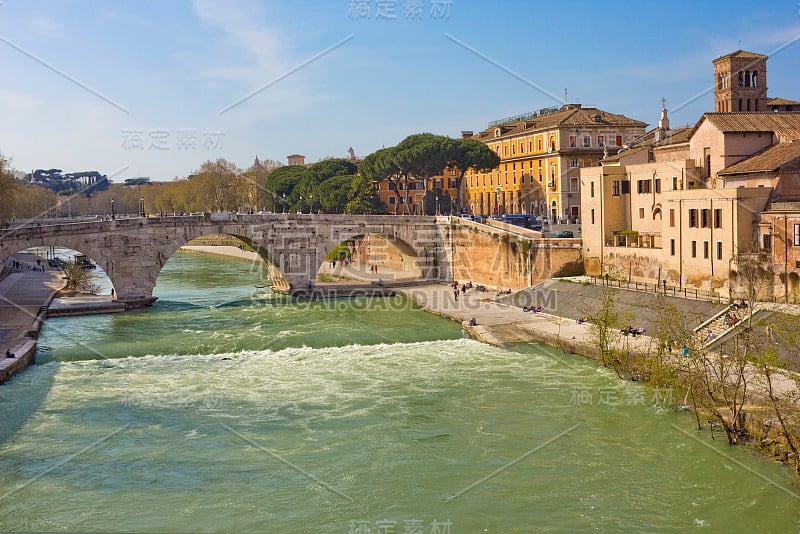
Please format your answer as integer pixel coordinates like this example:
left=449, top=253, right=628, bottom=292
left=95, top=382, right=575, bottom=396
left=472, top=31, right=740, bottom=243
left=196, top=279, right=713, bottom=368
left=712, top=50, right=768, bottom=113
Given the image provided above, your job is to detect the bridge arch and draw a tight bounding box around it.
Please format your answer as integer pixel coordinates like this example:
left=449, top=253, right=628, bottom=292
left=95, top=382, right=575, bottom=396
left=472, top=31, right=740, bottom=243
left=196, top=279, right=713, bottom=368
left=318, top=232, right=426, bottom=282
left=1, top=240, right=118, bottom=296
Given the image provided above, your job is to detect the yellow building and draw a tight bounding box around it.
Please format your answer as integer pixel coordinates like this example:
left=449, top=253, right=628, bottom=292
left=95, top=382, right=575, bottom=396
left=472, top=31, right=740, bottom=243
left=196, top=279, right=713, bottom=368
left=465, top=104, right=646, bottom=222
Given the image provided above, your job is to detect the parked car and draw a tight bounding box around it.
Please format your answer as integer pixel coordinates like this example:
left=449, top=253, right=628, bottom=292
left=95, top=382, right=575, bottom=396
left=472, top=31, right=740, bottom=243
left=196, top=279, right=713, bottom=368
left=551, top=230, right=574, bottom=238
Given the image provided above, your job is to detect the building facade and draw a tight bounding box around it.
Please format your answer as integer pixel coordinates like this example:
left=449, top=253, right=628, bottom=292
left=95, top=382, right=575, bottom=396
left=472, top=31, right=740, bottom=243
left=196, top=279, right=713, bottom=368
left=464, top=105, right=646, bottom=222
left=582, top=105, right=800, bottom=300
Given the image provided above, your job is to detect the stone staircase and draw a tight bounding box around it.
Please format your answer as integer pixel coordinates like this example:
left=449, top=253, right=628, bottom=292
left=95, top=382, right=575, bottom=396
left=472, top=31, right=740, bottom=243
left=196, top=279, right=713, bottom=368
left=695, top=304, right=756, bottom=348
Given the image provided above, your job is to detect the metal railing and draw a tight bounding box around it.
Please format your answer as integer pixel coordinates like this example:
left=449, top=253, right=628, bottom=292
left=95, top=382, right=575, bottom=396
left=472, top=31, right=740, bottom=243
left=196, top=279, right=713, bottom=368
left=589, top=276, right=722, bottom=302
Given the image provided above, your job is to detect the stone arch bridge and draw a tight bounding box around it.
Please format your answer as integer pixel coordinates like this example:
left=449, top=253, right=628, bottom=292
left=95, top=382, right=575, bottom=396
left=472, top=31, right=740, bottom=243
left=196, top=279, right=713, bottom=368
left=1, top=213, right=453, bottom=308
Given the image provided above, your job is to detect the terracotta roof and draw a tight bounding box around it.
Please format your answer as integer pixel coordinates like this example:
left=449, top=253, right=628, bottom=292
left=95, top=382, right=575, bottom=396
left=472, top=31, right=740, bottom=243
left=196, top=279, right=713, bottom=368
left=767, top=97, right=800, bottom=106
left=712, top=49, right=768, bottom=62
left=287, top=154, right=305, bottom=158
left=697, top=112, right=800, bottom=139
left=477, top=105, right=647, bottom=140
left=718, top=141, right=800, bottom=175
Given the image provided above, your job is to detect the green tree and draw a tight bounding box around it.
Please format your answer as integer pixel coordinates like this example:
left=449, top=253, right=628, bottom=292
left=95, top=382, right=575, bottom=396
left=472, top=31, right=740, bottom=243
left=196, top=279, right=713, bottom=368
left=264, top=165, right=312, bottom=212
left=0, top=154, right=20, bottom=224
left=345, top=174, right=385, bottom=214
left=359, top=147, right=403, bottom=214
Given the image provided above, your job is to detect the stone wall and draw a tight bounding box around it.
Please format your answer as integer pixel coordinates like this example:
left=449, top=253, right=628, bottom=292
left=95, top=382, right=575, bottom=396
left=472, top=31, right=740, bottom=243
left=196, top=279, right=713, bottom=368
left=450, top=220, right=583, bottom=289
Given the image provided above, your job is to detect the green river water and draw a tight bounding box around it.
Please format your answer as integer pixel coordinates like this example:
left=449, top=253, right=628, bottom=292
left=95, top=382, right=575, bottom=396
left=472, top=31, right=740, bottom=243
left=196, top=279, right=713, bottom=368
left=1, top=252, right=798, bottom=532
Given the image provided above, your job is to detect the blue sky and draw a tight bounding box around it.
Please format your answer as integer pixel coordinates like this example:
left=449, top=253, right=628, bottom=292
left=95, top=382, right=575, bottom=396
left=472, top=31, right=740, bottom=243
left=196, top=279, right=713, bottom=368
left=1, top=0, right=799, bottom=181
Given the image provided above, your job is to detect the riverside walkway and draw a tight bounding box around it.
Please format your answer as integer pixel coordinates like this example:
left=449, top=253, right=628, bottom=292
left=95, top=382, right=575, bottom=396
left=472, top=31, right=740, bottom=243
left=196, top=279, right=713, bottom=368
left=0, top=262, right=65, bottom=383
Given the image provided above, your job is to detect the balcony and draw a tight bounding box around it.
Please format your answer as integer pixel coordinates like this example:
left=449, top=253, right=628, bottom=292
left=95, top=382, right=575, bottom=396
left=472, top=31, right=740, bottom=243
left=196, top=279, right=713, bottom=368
left=605, top=231, right=662, bottom=249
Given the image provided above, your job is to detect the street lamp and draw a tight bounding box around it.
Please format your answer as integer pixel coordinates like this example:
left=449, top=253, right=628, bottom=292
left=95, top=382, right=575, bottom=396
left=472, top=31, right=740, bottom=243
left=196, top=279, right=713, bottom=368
left=435, top=196, right=440, bottom=216
left=282, top=193, right=286, bottom=213
left=110, top=199, right=115, bottom=220
left=139, top=197, right=145, bottom=217
left=310, top=194, right=314, bottom=214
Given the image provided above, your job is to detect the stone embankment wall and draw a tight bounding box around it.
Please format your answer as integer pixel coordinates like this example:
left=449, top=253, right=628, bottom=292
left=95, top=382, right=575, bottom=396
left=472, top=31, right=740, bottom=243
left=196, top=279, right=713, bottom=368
left=450, top=221, right=583, bottom=289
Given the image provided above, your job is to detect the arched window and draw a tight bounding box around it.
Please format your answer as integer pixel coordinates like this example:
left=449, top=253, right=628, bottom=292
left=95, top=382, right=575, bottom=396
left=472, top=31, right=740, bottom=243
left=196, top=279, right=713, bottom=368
left=537, top=139, right=542, bottom=151
left=738, top=72, right=744, bottom=87
left=747, top=99, right=751, bottom=112
left=745, top=71, right=751, bottom=87
left=752, top=71, right=758, bottom=87
left=549, top=137, right=555, bottom=151
left=738, top=98, right=743, bottom=112
left=718, top=74, right=723, bottom=90
left=755, top=99, right=759, bottom=111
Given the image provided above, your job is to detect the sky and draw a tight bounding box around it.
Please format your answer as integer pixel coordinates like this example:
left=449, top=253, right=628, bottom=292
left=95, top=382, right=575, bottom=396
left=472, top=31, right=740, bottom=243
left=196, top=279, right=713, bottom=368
left=1, top=0, right=799, bottom=182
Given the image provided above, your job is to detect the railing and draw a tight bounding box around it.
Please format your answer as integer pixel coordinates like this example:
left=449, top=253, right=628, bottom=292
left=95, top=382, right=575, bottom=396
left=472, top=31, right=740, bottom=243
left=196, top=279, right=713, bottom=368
left=605, top=232, right=662, bottom=249
left=589, top=275, right=722, bottom=302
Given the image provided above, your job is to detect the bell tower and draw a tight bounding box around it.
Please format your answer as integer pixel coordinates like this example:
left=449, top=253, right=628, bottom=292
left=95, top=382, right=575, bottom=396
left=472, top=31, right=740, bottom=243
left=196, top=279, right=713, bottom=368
left=712, top=50, right=768, bottom=113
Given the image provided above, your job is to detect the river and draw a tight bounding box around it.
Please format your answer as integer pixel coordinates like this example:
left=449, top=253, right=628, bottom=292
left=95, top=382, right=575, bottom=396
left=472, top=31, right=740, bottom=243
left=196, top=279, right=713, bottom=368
left=0, top=252, right=798, bottom=532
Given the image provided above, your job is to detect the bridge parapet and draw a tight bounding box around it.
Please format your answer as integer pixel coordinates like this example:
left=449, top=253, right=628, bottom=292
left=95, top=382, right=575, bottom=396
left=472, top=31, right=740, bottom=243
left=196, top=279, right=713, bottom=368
left=1, top=214, right=450, bottom=307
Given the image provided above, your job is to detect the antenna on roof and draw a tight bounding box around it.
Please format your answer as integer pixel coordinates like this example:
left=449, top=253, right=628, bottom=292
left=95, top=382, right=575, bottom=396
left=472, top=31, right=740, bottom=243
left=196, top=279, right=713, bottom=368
left=564, top=88, right=568, bottom=104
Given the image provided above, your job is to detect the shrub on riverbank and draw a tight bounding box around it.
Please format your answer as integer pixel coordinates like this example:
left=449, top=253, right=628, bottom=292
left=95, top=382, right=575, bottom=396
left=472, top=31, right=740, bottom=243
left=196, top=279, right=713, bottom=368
left=583, top=287, right=800, bottom=474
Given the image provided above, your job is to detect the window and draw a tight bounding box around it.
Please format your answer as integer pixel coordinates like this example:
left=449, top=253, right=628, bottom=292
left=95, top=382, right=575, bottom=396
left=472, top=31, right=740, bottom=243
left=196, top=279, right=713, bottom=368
left=701, top=209, right=711, bottom=228
left=616, top=135, right=622, bottom=146
left=670, top=239, right=676, bottom=256
left=570, top=159, right=579, bottom=168
left=597, top=135, right=605, bottom=147
left=537, top=139, right=542, bottom=151
left=590, top=182, right=595, bottom=198
left=639, top=207, right=645, bottom=218
left=388, top=196, right=396, bottom=205
left=717, top=241, right=723, bottom=260
left=703, top=241, right=709, bottom=259
left=504, top=145, right=509, bottom=156
left=795, top=224, right=800, bottom=246
left=512, top=144, right=516, bottom=155
left=637, top=180, right=651, bottom=194
left=612, top=181, right=620, bottom=196
left=655, top=179, right=661, bottom=193
left=689, top=209, right=698, bottom=228
left=569, top=135, right=577, bottom=148
left=763, top=234, right=772, bottom=253
left=691, top=241, right=697, bottom=258
left=591, top=209, right=595, bottom=224
left=669, top=208, right=675, bottom=227
left=621, top=181, right=630, bottom=194
left=672, top=176, right=680, bottom=190
left=582, top=136, right=591, bottom=147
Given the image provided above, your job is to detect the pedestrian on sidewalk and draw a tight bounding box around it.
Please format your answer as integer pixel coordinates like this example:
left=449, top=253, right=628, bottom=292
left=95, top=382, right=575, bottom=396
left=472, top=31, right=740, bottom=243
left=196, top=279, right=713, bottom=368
left=453, top=287, right=459, bottom=301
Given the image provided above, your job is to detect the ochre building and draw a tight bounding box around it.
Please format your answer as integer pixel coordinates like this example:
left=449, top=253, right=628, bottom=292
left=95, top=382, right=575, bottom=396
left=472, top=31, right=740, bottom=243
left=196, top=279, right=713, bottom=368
left=464, top=104, right=646, bottom=222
